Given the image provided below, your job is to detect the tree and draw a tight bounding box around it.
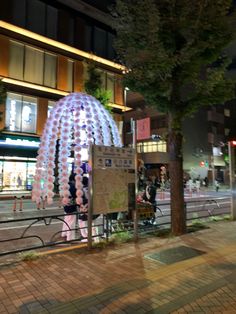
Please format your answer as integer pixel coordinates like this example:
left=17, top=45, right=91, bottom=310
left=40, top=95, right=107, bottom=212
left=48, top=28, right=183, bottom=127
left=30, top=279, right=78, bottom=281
left=112, top=0, right=235, bottom=235
left=84, top=62, right=112, bottom=113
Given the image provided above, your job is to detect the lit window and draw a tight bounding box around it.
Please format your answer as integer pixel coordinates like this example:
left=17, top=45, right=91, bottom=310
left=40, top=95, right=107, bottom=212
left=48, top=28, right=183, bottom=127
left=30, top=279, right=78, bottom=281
left=48, top=100, right=56, bottom=117
left=44, top=53, right=57, bottom=88
left=224, top=109, right=230, bottom=117
left=136, top=141, right=167, bottom=153
left=9, top=41, right=24, bottom=80
left=225, top=128, right=230, bottom=136
left=25, top=46, right=44, bottom=85
left=9, top=40, right=57, bottom=88
left=5, top=93, right=37, bottom=133
left=67, top=59, right=74, bottom=92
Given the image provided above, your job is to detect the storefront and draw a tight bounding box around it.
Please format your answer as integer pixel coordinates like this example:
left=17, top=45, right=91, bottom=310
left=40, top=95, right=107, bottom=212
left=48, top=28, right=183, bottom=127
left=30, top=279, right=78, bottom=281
left=0, top=134, right=39, bottom=191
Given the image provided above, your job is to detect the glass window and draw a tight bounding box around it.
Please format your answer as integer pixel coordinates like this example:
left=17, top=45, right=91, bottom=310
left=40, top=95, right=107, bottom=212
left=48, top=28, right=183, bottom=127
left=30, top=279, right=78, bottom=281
left=48, top=100, right=56, bottom=117
left=27, top=0, right=46, bottom=35
left=26, top=162, right=36, bottom=190
left=224, top=109, right=230, bottom=117
left=12, top=0, right=26, bottom=28
left=44, top=53, right=57, bottom=88
left=5, top=92, right=37, bottom=133
left=24, top=46, right=44, bottom=84
left=93, top=27, right=107, bottom=58
left=9, top=41, right=24, bottom=80
left=5, top=93, right=22, bottom=131
left=57, top=10, right=74, bottom=45
left=136, top=141, right=167, bottom=153
left=3, top=161, right=27, bottom=190
left=107, top=33, right=115, bottom=60
left=67, top=59, right=74, bottom=92
left=22, top=96, right=37, bottom=133
left=225, top=128, right=230, bottom=136
left=84, top=24, right=92, bottom=52
left=46, top=5, right=58, bottom=39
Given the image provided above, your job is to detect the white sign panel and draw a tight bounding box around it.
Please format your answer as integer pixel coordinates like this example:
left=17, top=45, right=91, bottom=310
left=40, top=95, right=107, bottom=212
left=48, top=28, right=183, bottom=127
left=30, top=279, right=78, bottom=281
left=93, top=145, right=135, bottom=170
left=91, top=145, right=136, bottom=214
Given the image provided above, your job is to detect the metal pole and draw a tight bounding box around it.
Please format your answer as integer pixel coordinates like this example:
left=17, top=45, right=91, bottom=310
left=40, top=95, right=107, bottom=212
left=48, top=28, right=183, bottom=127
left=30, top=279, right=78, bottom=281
left=228, top=142, right=236, bottom=220
left=131, top=119, right=138, bottom=241
left=87, top=144, right=93, bottom=249
left=212, top=146, right=215, bottom=187
left=19, top=196, right=24, bottom=211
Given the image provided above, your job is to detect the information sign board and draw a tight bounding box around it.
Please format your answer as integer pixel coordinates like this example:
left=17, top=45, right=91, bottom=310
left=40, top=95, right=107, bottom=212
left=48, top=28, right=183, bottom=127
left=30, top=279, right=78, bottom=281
left=91, top=145, right=136, bottom=214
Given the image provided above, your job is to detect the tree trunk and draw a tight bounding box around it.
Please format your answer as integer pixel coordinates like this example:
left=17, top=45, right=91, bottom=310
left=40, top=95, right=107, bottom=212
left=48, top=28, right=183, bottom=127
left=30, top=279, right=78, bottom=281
left=168, top=114, right=186, bottom=235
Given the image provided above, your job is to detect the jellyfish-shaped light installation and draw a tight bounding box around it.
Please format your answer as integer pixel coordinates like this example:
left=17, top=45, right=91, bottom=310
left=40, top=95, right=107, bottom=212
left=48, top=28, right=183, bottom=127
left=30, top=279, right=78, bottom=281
left=32, top=92, right=122, bottom=206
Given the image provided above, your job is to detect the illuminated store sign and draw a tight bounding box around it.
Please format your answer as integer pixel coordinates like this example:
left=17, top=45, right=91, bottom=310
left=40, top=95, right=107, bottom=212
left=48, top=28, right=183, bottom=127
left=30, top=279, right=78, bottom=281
left=0, top=138, right=40, bottom=147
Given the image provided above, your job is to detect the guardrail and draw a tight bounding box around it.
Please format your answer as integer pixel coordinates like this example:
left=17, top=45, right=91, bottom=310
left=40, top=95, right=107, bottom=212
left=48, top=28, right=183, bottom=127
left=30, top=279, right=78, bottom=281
left=0, top=196, right=230, bottom=256
left=0, top=211, right=104, bottom=257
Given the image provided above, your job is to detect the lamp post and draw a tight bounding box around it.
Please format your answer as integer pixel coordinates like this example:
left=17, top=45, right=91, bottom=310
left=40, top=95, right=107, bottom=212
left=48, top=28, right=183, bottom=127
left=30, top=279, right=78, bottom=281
left=228, top=140, right=236, bottom=220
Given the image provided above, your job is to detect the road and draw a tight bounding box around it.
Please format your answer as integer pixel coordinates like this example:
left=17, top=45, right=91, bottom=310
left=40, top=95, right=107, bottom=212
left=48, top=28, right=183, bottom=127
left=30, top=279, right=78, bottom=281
left=0, top=189, right=231, bottom=214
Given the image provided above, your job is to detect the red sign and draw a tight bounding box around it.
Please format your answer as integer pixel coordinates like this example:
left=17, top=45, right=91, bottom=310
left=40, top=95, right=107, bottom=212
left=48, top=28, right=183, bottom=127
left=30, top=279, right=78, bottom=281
left=136, top=118, right=150, bottom=140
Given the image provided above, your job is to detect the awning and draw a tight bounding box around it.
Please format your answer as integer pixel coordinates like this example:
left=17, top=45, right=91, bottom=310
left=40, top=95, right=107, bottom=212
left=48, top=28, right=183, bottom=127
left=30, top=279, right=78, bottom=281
left=213, top=156, right=225, bottom=167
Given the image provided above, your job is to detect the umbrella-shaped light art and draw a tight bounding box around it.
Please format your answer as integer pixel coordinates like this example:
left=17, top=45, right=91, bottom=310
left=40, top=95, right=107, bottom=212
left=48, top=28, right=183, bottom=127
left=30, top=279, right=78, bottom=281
left=32, top=92, right=122, bottom=206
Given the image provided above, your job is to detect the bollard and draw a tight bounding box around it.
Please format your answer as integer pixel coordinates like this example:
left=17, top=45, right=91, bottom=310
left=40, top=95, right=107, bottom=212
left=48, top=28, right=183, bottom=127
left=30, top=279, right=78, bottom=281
left=19, top=196, right=24, bottom=211
left=13, top=196, right=17, bottom=212
left=42, top=197, right=46, bottom=210
left=59, top=197, right=63, bottom=208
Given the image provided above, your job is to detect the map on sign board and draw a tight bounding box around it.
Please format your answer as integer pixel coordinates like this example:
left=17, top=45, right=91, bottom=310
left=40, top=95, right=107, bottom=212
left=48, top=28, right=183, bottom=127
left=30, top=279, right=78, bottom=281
left=91, top=145, right=135, bottom=214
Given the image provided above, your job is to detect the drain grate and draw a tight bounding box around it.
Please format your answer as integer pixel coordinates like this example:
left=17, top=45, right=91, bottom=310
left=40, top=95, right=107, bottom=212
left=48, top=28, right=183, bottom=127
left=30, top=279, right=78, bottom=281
left=145, top=245, right=205, bottom=265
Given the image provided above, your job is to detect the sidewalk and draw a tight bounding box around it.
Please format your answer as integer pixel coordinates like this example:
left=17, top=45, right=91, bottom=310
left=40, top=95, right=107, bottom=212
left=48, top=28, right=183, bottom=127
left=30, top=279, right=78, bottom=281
left=0, top=220, right=236, bottom=313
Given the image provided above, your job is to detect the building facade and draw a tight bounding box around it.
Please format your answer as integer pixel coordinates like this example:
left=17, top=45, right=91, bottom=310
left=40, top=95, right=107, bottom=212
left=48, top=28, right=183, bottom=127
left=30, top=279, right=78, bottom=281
left=124, top=92, right=235, bottom=186
left=0, top=0, right=126, bottom=191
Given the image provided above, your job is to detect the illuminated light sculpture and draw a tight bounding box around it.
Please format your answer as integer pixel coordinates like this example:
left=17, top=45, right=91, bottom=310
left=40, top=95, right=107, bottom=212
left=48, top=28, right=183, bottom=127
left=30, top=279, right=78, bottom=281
left=32, top=92, right=122, bottom=205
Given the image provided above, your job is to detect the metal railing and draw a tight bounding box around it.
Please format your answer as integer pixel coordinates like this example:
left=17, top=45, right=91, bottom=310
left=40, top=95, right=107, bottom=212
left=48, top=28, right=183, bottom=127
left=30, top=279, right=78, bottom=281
left=0, top=196, right=230, bottom=256
left=0, top=211, right=104, bottom=257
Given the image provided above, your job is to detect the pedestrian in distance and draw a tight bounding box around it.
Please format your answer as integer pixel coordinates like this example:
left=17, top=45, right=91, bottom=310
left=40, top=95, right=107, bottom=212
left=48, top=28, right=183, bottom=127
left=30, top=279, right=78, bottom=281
left=215, top=179, right=220, bottom=192
left=143, top=179, right=157, bottom=224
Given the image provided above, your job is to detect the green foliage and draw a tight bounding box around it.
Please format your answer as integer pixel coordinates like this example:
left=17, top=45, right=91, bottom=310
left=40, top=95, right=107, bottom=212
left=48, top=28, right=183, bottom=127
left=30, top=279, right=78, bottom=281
left=152, top=228, right=173, bottom=238
left=187, top=221, right=208, bottom=233
left=222, top=214, right=231, bottom=221
left=113, top=0, right=235, bottom=128
left=209, top=215, right=225, bottom=222
left=110, top=230, right=132, bottom=244
left=84, top=62, right=112, bottom=113
left=18, top=251, right=40, bottom=261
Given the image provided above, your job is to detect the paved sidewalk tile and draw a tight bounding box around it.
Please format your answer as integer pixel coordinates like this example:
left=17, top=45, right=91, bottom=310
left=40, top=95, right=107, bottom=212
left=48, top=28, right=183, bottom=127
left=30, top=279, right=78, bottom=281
left=0, top=220, right=236, bottom=313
